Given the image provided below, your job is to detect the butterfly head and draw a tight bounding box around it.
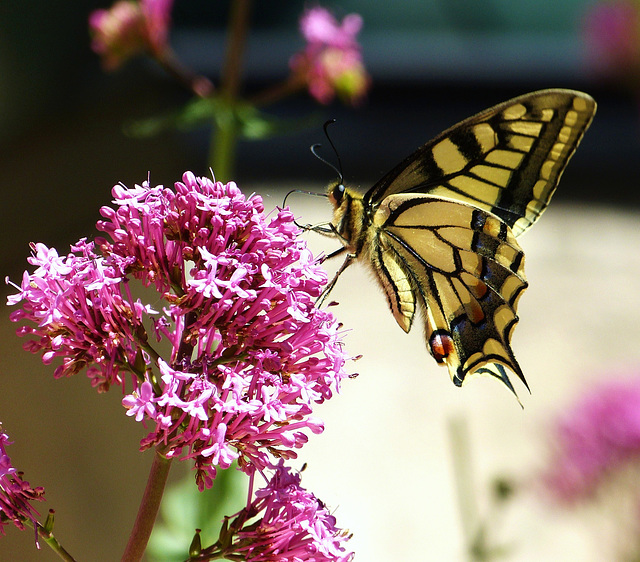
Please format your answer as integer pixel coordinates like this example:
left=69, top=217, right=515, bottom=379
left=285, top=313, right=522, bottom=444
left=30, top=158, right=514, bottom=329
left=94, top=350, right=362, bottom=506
left=327, top=180, right=351, bottom=237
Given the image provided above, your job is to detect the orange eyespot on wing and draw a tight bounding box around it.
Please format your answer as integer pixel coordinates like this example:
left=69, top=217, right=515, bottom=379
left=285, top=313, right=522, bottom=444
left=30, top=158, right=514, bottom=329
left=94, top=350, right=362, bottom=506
left=429, top=330, right=456, bottom=363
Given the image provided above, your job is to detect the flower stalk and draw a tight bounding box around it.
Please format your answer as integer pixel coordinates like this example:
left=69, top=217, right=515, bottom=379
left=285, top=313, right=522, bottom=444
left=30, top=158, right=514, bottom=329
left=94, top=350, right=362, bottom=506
left=209, top=0, right=253, bottom=181
left=30, top=515, right=77, bottom=562
left=121, top=449, right=172, bottom=562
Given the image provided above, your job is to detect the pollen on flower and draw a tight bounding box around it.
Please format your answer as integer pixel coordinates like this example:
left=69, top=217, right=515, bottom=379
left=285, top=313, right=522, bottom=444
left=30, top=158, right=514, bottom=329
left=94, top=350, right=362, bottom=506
left=7, top=172, right=353, bottom=488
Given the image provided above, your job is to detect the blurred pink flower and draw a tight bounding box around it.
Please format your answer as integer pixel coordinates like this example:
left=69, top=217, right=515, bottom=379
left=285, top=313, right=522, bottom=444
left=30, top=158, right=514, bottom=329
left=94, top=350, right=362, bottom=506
left=583, top=1, right=640, bottom=75
left=542, top=375, right=640, bottom=503
left=89, top=0, right=174, bottom=70
left=291, top=6, right=370, bottom=105
left=300, top=8, right=363, bottom=50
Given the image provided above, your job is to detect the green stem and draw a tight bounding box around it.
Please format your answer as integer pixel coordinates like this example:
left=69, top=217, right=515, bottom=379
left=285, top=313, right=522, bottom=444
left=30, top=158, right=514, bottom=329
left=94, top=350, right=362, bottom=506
left=121, top=449, right=172, bottom=562
left=21, top=517, right=77, bottom=562
left=209, top=114, right=238, bottom=184
left=209, top=0, right=252, bottom=181
left=157, top=47, right=215, bottom=98
left=39, top=528, right=77, bottom=562
left=448, top=416, right=481, bottom=561
left=248, top=74, right=306, bottom=108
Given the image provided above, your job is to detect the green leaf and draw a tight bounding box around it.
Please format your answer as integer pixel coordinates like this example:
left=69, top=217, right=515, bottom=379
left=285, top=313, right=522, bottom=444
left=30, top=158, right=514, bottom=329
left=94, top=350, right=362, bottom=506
left=146, top=465, right=248, bottom=562
left=234, top=103, right=320, bottom=140
left=125, top=95, right=320, bottom=140
left=124, top=97, right=225, bottom=138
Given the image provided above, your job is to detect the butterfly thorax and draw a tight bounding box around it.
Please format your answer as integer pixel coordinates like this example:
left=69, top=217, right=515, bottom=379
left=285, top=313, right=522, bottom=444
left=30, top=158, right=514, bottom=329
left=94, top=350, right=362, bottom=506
left=328, top=181, right=369, bottom=255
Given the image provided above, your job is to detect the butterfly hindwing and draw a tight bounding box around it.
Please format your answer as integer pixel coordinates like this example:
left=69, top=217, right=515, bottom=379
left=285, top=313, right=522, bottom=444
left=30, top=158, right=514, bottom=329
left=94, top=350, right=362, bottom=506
left=371, top=194, right=528, bottom=387
left=363, top=89, right=596, bottom=236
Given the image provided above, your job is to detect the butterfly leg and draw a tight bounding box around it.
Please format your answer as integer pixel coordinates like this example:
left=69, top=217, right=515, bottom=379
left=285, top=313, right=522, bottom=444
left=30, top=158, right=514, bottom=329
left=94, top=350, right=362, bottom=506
left=307, top=222, right=335, bottom=235
left=309, top=222, right=352, bottom=252
left=316, top=249, right=354, bottom=307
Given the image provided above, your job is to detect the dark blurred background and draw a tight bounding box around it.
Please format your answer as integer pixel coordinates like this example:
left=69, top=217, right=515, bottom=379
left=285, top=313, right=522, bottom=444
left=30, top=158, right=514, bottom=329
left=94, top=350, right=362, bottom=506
left=1, top=0, right=638, bottom=278
left=1, top=1, right=638, bottom=560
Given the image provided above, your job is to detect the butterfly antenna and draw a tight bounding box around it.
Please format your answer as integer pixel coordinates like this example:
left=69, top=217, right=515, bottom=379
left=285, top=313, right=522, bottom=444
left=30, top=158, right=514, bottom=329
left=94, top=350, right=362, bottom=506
left=282, top=189, right=328, bottom=230
left=310, top=119, right=344, bottom=184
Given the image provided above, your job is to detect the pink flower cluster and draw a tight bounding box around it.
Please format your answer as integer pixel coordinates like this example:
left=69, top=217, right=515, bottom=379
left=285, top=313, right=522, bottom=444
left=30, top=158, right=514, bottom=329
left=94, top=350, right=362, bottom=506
left=7, top=172, right=354, bottom=557
left=583, top=0, right=640, bottom=75
left=8, top=173, right=351, bottom=490
left=0, top=427, right=45, bottom=540
left=89, top=0, right=173, bottom=70
left=220, top=462, right=354, bottom=561
left=290, top=6, right=371, bottom=105
left=8, top=238, right=150, bottom=388
left=543, top=375, right=640, bottom=503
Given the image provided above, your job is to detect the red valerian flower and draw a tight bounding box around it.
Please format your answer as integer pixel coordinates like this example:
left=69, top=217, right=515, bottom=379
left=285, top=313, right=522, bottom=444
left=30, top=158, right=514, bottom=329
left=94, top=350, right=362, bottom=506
left=543, top=375, right=640, bottom=503
left=7, top=173, right=352, bottom=489
left=89, top=0, right=174, bottom=70
left=583, top=0, right=640, bottom=75
left=215, top=461, right=354, bottom=561
left=0, top=426, right=45, bottom=544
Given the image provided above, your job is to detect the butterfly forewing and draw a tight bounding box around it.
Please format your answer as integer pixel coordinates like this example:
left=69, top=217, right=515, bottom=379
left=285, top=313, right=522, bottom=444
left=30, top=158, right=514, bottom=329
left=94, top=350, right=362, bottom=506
left=363, top=89, right=596, bottom=236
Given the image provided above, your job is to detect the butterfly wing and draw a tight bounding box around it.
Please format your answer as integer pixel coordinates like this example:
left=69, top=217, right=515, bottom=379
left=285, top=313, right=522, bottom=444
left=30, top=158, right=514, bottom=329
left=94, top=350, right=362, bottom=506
left=363, top=89, right=596, bottom=236
left=370, top=194, right=528, bottom=390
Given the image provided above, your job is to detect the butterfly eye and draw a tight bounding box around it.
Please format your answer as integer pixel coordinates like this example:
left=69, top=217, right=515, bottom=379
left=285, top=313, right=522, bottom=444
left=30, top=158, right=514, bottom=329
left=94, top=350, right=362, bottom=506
left=332, top=183, right=346, bottom=204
